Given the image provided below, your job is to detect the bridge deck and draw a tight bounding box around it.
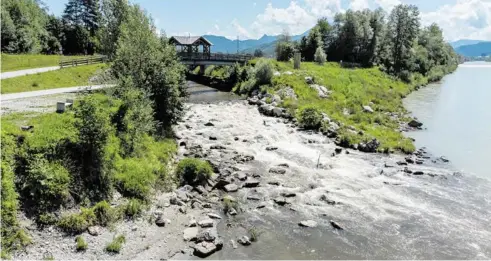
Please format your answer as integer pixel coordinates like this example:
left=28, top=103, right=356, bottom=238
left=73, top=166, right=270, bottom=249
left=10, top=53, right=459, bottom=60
left=178, top=52, right=252, bottom=65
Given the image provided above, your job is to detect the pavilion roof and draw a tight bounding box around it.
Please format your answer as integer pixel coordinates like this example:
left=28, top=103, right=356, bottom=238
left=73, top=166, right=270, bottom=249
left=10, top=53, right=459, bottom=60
left=169, top=36, right=213, bottom=46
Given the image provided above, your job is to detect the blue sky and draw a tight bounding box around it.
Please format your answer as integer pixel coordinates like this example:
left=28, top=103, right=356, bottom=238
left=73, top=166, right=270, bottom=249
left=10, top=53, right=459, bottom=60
left=43, top=0, right=491, bottom=41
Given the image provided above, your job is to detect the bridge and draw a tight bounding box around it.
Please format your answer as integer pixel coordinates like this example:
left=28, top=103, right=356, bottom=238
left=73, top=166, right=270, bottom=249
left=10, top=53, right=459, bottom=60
left=169, top=36, right=252, bottom=69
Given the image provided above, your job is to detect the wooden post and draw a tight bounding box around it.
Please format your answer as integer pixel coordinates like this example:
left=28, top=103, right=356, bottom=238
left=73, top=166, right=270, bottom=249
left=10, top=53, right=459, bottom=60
left=294, top=52, right=301, bottom=69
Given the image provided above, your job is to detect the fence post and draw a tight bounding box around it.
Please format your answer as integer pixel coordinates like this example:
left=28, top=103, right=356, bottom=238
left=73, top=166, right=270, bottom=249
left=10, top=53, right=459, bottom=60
left=294, top=52, right=301, bottom=69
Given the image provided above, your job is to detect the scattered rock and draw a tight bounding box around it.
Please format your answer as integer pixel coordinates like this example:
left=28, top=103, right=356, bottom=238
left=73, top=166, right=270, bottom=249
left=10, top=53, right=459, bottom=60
left=384, top=163, right=395, bottom=168
left=179, top=206, right=187, bottom=214
left=196, top=229, right=217, bottom=242
left=309, top=84, right=331, bottom=98
left=439, top=156, right=449, bottom=163
left=358, top=138, right=380, bottom=153
left=195, top=185, right=207, bottom=195
left=320, top=194, right=336, bottom=205
left=274, top=197, right=288, bottom=206
left=256, top=203, right=266, bottom=209
left=207, top=213, right=222, bottom=219
left=204, top=122, right=214, bottom=127
left=189, top=219, right=197, bottom=227
left=87, top=226, right=101, bottom=236
left=330, top=220, right=343, bottom=230
left=415, top=159, right=424, bottom=164
left=408, top=119, right=423, bottom=128
left=230, top=240, right=238, bottom=249
left=334, top=148, right=342, bottom=154
left=404, top=167, right=413, bottom=174
left=268, top=181, right=280, bottom=186
left=247, top=194, right=262, bottom=201
left=193, top=241, right=217, bottom=257
left=235, top=172, right=247, bottom=181
left=363, top=105, right=374, bottom=113
left=155, top=216, right=167, bottom=227
left=413, top=171, right=424, bottom=175
left=209, top=136, right=217, bottom=140
left=198, top=219, right=214, bottom=228
left=243, top=179, right=260, bottom=188
left=224, top=184, right=238, bottom=192
left=237, top=236, right=251, bottom=246
left=234, top=137, right=239, bottom=141
left=266, top=146, right=278, bottom=151
left=396, top=161, right=408, bottom=166
left=269, top=167, right=286, bottom=174
left=278, top=163, right=290, bottom=168
left=183, top=227, right=199, bottom=241
left=210, top=144, right=226, bottom=150
left=280, top=192, right=296, bottom=197
left=228, top=208, right=238, bottom=215
left=305, top=76, right=314, bottom=84
left=179, top=141, right=186, bottom=147
left=405, top=157, right=415, bottom=164
left=299, top=220, right=318, bottom=228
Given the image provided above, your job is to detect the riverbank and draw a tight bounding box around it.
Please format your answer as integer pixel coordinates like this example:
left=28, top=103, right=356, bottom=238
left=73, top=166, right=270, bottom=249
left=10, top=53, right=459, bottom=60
left=14, top=98, right=491, bottom=259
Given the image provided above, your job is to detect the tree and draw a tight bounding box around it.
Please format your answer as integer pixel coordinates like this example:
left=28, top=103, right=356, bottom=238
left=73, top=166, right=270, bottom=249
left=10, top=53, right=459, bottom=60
left=275, top=29, right=295, bottom=61
left=385, top=4, right=420, bottom=73
left=98, top=0, right=129, bottom=58
left=253, top=49, right=264, bottom=57
left=62, top=0, right=101, bottom=54
left=111, top=4, right=187, bottom=134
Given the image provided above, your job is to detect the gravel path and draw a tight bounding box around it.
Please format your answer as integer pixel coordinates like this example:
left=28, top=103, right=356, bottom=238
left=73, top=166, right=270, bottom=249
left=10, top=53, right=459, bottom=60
left=1, top=66, right=61, bottom=79
left=1, top=85, right=112, bottom=115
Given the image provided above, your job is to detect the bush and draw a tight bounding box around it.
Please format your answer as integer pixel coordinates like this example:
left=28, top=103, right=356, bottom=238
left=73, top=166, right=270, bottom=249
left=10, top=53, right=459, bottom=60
left=254, top=59, right=274, bottom=86
left=298, top=107, right=323, bottom=130
left=175, top=158, right=213, bottom=186
left=58, top=208, right=96, bottom=234
left=275, top=41, right=294, bottom=61
left=105, top=235, right=126, bottom=253
left=92, top=201, right=118, bottom=226
left=75, top=236, right=88, bottom=251
left=314, top=47, right=326, bottom=65
left=23, top=157, right=71, bottom=212
left=124, top=198, right=144, bottom=218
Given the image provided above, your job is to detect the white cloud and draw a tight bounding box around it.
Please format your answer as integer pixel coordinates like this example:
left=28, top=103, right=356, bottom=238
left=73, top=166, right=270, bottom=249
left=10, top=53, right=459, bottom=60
left=305, top=0, right=342, bottom=17
left=253, top=2, right=257, bottom=7
left=350, top=0, right=370, bottom=11
left=232, top=19, right=253, bottom=39
left=214, top=24, right=220, bottom=31
left=421, top=0, right=491, bottom=41
left=250, top=1, right=317, bottom=37
left=374, top=0, right=401, bottom=13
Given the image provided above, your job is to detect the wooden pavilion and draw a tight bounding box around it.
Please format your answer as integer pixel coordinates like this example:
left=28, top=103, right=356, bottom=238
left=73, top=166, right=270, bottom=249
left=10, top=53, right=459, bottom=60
left=169, top=36, right=213, bottom=57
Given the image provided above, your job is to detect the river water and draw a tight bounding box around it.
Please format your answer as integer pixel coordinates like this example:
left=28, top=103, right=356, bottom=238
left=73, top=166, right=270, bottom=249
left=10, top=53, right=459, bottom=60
left=179, top=81, right=491, bottom=259
left=403, top=62, right=491, bottom=179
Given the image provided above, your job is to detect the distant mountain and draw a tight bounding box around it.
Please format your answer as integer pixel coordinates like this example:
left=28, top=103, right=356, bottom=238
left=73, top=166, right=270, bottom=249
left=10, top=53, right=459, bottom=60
left=455, top=42, right=491, bottom=57
left=240, top=31, right=309, bottom=56
left=450, top=39, right=487, bottom=49
left=203, top=31, right=309, bottom=54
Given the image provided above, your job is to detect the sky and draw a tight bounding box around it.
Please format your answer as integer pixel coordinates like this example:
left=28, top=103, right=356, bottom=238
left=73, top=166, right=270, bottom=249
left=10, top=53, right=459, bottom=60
left=43, top=0, right=491, bottom=41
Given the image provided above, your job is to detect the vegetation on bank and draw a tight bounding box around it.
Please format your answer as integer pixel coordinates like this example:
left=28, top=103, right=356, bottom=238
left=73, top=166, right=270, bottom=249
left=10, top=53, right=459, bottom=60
left=1, top=64, right=107, bottom=94
left=1, top=54, right=90, bottom=72
left=1, top=0, right=187, bottom=257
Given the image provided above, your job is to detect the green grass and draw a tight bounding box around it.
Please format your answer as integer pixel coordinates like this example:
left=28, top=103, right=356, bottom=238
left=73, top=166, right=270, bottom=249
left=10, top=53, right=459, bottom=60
left=1, top=63, right=107, bottom=94
left=260, top=61, right=416, bottom=153
left=105, top=235, right=125, bottom=253
left=1, top=54, right=93, bottom=72
left=75, top=236, right=88, bottom=251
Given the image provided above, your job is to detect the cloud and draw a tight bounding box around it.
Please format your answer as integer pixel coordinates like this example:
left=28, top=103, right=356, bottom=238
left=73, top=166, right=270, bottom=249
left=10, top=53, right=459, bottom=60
left=250, top=1, right=317, bottom=37
left=374, top=0, right=401, bottom=12
left=214, top=24, right=220, bottom=31
left=350, top=0, right=370, bottom=11
left=421, top=0, right=491, bottom=41
left=305, top=0, right=342, bottom=17
left=253, top=2, right=257, bottom=7
left=232, top=19, right=253, bottom=39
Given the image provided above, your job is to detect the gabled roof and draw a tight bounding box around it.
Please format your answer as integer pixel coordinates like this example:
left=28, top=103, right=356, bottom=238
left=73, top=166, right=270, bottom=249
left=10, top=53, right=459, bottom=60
left=169, top=36, right=213, bottom=46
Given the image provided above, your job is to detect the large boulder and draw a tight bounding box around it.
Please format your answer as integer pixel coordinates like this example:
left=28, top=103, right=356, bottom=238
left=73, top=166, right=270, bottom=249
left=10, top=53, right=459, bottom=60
left=299, top=220, right=318, bottom=228
left=258, top=104, right=274, bottom=116
left=193, top=242, right=217, bottom=257
left=269, top=167, right=286, bottom=174
left=183, top=227, right=199, bottom=241
left=272, top=107, right=283, bottom=117
left=198, top=219, right=214, bottom=228
left=408, top=119, right=423, bottom=128
left=358, top=138, right=380, bottom=153
left=224, top=184, right=238, bottom=192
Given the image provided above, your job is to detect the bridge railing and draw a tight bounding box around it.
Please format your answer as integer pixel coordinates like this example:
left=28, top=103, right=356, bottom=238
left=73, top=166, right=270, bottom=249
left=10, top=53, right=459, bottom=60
left=178, top=52, right=252, bottom=62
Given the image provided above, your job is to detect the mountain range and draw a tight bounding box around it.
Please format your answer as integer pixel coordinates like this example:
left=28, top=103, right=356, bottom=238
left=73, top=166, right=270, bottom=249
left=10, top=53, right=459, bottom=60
left=204, top=32, right=490, bottom=58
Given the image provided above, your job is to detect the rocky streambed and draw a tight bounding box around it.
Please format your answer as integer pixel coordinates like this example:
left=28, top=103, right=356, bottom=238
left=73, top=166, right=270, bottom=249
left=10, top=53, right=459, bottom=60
left=14, top=99, right=491, bottom=260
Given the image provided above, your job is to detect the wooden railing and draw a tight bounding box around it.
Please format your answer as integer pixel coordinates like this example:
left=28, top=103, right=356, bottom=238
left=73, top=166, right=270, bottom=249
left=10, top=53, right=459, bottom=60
left=178, top=52, right=252, bottom=62
left=60, top=56, right=107, bottom=68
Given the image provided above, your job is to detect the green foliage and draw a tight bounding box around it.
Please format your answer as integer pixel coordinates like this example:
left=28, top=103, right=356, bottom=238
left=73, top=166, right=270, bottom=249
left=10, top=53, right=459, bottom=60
left=222, top=196, right=239, bottom=214
left=105, top=235, right=125, bottom=253
left=175, top=158, right=213, bottom=186
left=58, top=207, right=96, bottom=234
left=275, top=41, right=295, bottom=61
left=92, top=201, right=116, bottom=226
left=254, top=59, right=274, bottom=85
left=75, top=236, right=88, bottom=251
left=298, top=106, right=323, bottom=129
left=111, top=4, right=186, bottom=132
left=254, top=49, right=264, bottom=57
left=1, top=64, right=107, bottom=94
left=123, top=198, right=144, bottom=218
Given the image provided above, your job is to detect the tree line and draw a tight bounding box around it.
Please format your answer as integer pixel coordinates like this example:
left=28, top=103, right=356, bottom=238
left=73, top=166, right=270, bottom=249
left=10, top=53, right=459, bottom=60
left=1, top=0, right=131, bottom=56
left=275, top=5, right=460, bottom=82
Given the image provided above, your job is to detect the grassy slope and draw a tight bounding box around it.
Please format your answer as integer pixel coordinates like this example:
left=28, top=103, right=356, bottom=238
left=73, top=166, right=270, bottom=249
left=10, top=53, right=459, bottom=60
left=269, top=61, right=416, bottom=153
left=1, top=54, right=92, bottom=72
left=1, top=64, right=107, bottom=94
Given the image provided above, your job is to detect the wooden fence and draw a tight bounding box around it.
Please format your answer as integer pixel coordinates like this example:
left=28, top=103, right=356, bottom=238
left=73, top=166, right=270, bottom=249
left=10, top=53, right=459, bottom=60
left=59, top=56, right=106, bottom=68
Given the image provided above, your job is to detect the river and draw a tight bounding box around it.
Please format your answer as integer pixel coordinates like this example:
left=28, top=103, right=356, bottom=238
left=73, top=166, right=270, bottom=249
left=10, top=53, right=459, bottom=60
left=175, top=81, right=491, bottom=259
left=403, top=62, right=491, bottom=179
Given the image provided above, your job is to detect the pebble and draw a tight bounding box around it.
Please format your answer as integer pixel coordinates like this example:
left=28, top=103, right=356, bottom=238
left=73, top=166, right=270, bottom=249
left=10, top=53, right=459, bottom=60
left=198, top=219, right=214, bottom=228
left=299, top=220, right=318, bottom=228
left=207, top=213, right=222, bottom=219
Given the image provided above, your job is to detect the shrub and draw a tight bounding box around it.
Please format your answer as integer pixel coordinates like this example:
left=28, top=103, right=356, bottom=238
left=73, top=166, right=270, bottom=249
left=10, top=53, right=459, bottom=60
left=175, top=158, right=213, bottom=186
left=75, top=236, right=88, bottom=251
left=23, top=157, right=71, bottom=212
left=58, top=208, right=95, bottom=234
left=114, top=157, right=157, bottom=200
left=222, top=196, right=239, bottom=214
left=105, top=235, right=125, bottom=253
left=314, top=47, right=326, bottom=65
left=92, top=201, right=118, bottom=226
left=124, top=198, right=144, bottom=218
left=204, top=65, right=215, bottom=76
left=275, top=41, right=294, bottom=61
left=298, top=107, right=323, bottom=130
left=38, top=213, right=58, bottom=226
left=254, top=59, right=274, bottom=86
